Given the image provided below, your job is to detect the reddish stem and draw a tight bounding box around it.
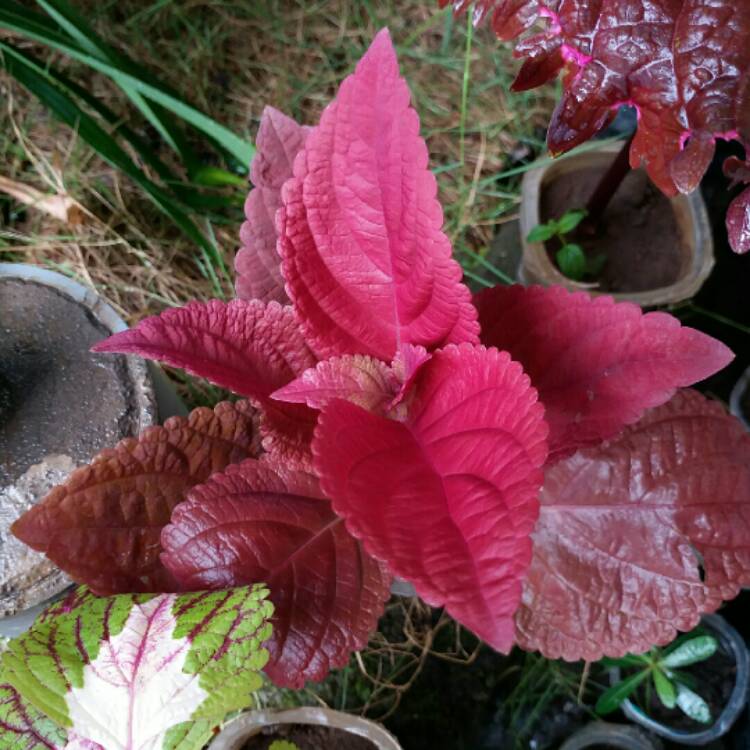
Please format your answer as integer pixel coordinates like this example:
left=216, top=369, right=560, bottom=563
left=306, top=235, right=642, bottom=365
left=584, top=133, right=635, bottom=227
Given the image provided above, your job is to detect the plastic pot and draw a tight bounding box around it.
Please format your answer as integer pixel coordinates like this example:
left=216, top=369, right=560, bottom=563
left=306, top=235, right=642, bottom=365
left=729, top=365, right=750, bottom=432
left=518, top=141, right=714, bottom=306
left=559, top=722, right=662, bottom=750
left=208, top=707, right=402, bottom=750
left=0, top=263, right=184, bottom=635
left=610, top=614, right=749, bottom=745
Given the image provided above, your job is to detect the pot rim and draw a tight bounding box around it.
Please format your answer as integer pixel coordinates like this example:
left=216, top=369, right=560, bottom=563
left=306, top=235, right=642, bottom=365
left=611, top=614, right=749, bottom=745
left=518, top=140, right=715, bottom=307
left=559, top=721, right=662, bottom=750
left=729, top=365, right=750, bottom=431
left=208, top=707, right=402, bottom=750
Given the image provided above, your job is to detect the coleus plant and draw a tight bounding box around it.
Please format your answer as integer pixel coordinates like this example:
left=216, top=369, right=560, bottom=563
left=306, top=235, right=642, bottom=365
left=0, top=584, right=272, bottom=749
left=11, top=30, right=750, bottom=694
left=443, top=0, right=750, bottom=253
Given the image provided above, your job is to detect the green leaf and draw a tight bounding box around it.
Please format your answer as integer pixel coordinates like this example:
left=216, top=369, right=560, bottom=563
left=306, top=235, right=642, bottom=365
left=595, top=669, right=650, bottom=715
left=269, top=742, right=301, bottom=750
left=0, top=1, right=254, bottom=166
left=600, top=654, right=652, bottom=669
left=556, top=208, right=587, bottom=234
left=526, top=222, right=557, bottom=243
left=0, top=682, right=68, bottom=748
left=661, top=636, right=718, bottom=669
left=556, top=243, right=587, bottom=280
left=676, top=683, right=712, bottom=724
left=586, top=253, right=607, bottom=277
left=653, top=667, right=677, bottom=709
left=192, top=166, right=248, bottom=188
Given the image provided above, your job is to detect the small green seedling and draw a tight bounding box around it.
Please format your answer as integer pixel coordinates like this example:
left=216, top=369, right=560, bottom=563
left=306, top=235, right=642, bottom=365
left=526, top=209, right=605, bottom=282
left=269, top=741, right=300, bottom=750
left=596, top=634, right=719, bottom=724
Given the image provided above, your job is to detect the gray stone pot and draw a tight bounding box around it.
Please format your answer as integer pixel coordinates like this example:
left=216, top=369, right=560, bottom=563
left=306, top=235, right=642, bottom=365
left=0, top=264, right=171, bottom=633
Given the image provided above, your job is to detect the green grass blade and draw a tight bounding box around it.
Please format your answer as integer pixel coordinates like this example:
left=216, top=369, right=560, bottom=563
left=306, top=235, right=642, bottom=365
left=0, top=42, right=223, bottom=283
left=0, top=2, right=254, bottom=166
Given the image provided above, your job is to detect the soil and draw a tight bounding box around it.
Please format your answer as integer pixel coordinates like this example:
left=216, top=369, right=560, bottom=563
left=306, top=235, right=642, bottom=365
left=540, top=166, right=689, bottom=292
left=241, top=724, right=377, bottom=750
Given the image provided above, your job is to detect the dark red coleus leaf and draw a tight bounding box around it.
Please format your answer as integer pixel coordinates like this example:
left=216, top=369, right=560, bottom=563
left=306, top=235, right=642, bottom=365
left=314, top=344, right=548, bottom=652
left=93, top=299, right=318, bottom=465
left=727, top=187, right=750, bottom=254
left=235, top=106, right=310, bottom=304
left=278, top=29, right=478, bottom=362
left=515, top=390, right=750, bottom=661
left=11, top=402, right=259, bottom=595
left=445, top=0, right=750, bottom=251
left=161, top=459, right=391, bottom=687
left=474, top=285, right=733, bottom=460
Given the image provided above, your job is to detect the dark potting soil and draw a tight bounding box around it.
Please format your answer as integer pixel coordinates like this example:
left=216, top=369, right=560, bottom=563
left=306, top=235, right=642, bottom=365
left=540, top=166, right=689, bottom=292
left=241, top=724, right=377, bottom=750
left=0, top=278, right=140, bottom=486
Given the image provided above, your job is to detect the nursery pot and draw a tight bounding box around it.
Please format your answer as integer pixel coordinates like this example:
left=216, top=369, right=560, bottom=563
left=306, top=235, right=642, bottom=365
left=610, top=614, right=749, bottom=745
left=559, top=722, right=662, bottom=750
left=208, top=707, right=402, bottom=750
left=729, top=365, right=750, bottom=432
left=519, top=141, right=714, bottom=306
left=0, top=263, right=173, bottom=632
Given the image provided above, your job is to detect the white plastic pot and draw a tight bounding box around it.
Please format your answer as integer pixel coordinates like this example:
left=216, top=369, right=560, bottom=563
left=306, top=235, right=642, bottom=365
left=610, top=614, right=749, bottom=745
left=559, top=722, right=662, bottom=750
left=209, top=707, right=402, bottom=750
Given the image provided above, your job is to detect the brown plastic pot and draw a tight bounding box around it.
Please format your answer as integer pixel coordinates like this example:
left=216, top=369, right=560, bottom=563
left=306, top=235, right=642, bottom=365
left=518, top=141, right=714, bottom=306
left=209, top=707, right=402, bottom=750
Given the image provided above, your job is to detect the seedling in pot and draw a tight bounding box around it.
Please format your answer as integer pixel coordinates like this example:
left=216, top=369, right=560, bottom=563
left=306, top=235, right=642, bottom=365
left=597, top=634, right=719, bottom=725
left=270, top=742, right=300, bottom=750
left=526, top=209, right=604, bottom=282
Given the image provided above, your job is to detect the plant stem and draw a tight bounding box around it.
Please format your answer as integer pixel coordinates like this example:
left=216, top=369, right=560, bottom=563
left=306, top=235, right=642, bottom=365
left=584, top=133, right=635, bottom=226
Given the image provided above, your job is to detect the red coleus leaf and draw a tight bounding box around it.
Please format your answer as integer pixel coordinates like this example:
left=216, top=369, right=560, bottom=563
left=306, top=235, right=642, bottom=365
left=314, top=344, right=548, bottom=652
left=727, top=186, right=750, bottom=254
left=447, top=1, right=750, bottom=199
left=515, top=390, right=750, bottom=661
left=161, top=459, right=391, bottom=688
left=93, top=299, right=318, bottom=465
left=474, top=285, right=733, bottom=460
left=235, top=107, right=310, bottom=304
left=278, top=29, right=478, bottom=362
left=11, top=402, right=259, bottom=595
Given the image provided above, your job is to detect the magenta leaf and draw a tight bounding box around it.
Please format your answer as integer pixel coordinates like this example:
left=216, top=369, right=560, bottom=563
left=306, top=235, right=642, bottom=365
left=474, top=285, right=733, bottom=460
left=515, top=390, right=750, bottom=661
left=448, top=1, right=750, bottom=201
left=11, top=402, right=259, bottom=595
left=314, top=344, right=548, bottom=652
left=278, top=29, right=478, bottom=361
left=161, top=459, right=391, bottom=688
left=235, top=107, right=310, bottom=303
left=727, top=186, right=750, bottom=254
left=92, top=299, right=318, bottom=464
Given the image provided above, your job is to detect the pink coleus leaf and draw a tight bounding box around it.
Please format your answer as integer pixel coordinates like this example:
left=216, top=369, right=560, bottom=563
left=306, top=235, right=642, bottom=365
left=314, top=344, right=548, bottom=652
left=278, top=29, right=478, bottom=362
left=161, top=459, right=391, bottom=688
left=235, top=107, right=310, bottom=304
left=448, top=1, right=750, bottom=198
left=92, top=300, right=318, bottom=465
left=1, top=586, right=272, bottom=750
left=727, top=186, right=750, bottom=254
left=474, top=285, right=733, bottom=460
left=515, top=390, right=750, bottom=661
left=11, top=401, right=259, bottom=595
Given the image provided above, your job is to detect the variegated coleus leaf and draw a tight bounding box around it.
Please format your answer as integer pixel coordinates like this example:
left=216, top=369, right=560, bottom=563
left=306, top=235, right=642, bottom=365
left=236, top=106, right=310, bottom=303
left=0, top=682, right=68, bottom=749
left=0, top=585, right=272, bottom=750
left=515, top=390, right=750, bottom=660
left=161, top=459, right=391, bottom=688
left=11, top=402, right=259, bottom=594
left=278, top=29, right=479, bottom=361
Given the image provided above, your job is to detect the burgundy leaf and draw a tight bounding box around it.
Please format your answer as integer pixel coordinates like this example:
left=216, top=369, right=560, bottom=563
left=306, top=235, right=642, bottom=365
left=727, top=186, right=750, bottom=254
left=451, top=1, right=750, bottom=199
left=235, top=107, right=310, bottom=304
left=161, top=459, right=391, bottom=687
left=92, top=300, right=318, bottom=465
left=11, top=402, right=259, bottom=595
left=314, top=344, right=548, bottom=652
left=474, top=285, right=733, bottom=460
left=515, top=390, right=750, bottom=661
left=278, top=29, right=478, bottom=362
